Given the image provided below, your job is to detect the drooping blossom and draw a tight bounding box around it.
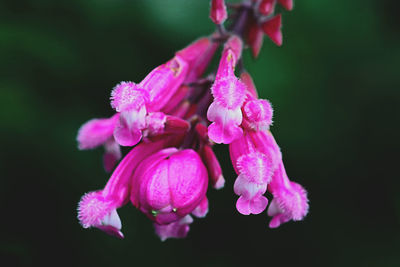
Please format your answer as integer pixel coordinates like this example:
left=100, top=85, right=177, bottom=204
left=77, top=0, right=308, bottom=241
left=267, top=160, right=309, bottom=228
left=207, top=36, right=246, bottom=144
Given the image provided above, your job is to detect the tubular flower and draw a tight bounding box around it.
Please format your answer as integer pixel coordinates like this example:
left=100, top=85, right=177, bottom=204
left=267, top=161, right=309, bottom=228
left=207, top=36, right=246, bottom=144
left=77, top=0, right=308, bottom=241
left=77, top=139, right=170, bottom=238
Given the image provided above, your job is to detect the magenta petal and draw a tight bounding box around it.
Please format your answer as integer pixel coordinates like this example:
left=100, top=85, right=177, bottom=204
left=154, top=215, right=193, bottom=241
left=77, top=114, right=119, bottom=150
left=236, top=195, right=252, bottom=215
left=208, top=122, right=243, bottom=144
left=97, top=225, right=124, bottom=239
left=113, top=123, right=142, bottom=147
left=192, top=196, right=209, bottom=218
left=249, top=195, right=268, bottom=215
left=103, top=140, right=121, bottom=172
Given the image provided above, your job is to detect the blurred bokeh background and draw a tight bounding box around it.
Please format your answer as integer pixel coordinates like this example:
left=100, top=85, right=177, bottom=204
left=1, top=0, right=399, bottom=266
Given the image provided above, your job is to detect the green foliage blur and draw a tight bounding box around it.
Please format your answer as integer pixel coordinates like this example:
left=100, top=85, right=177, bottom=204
left=1, top=0, right=399, bottom=266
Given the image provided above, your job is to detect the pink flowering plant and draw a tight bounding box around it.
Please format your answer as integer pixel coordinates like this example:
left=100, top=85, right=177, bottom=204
left=77, top=0, right=309, bottom=241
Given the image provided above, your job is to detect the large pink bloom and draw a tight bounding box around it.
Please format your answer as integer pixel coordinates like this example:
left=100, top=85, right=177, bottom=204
left=131, top=148, right=208, bottom=225
left=77, top=138, right=171, bottom=238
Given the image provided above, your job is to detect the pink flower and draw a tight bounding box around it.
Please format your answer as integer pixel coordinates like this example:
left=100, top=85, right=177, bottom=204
left=111, top=82, right=148, bottom=146
left=267, top=161, right=309, bottom=228
left=76, top=0, right=309, bottom=240
left=207, top=38, right=246, bottom=144
left=110, top=56, right=188, bottom=147
left=230, top=131, right=281, bottom=215
left=131, top=148, right=208, bottom=225
left=210, top=0, right=227, bottom=25
left=77, top=138, right=171, bottom=238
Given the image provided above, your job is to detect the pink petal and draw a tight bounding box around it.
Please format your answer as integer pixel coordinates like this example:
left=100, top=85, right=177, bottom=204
left=77, top=114, right=119, bottom=150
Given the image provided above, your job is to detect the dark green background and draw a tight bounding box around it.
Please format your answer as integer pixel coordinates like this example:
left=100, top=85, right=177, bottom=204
left=1, top=0, right=399, bottom=266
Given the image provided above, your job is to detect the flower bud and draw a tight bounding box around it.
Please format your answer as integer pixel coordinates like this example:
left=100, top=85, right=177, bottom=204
left=259, top=0, right=276, bottom=16
left=131, top=148, right=208, bottom=225
left=261, top=14, right=282, bottom=46
left=246, top=21, right=264, bottom=58
left=210, top=0, right=227, bottom=25
left=278, top=0, right=293, bottom=11
left=200, top=145, right=225, bottom=189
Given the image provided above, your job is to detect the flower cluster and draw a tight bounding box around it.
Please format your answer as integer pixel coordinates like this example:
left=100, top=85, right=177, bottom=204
left=76, top=0, right=308, bottom=241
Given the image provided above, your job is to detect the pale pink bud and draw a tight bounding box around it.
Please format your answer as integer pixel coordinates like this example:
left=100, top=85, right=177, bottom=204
left=267, top=161, right=309, bottom=228
left=210, top=0, right=227, bottom=25
left=278, top=0, right=293, bottom=11
left=176, top=38, right=219, bottom=83
left=259, top=0, right=276, bottom=16
left=131, top=148, right=208, bottom=225
left=77, top=139, right=168, bottom=238
left=207, top=49, right=246, bottom=144
left=229, top=131, right=283, bottom=215
left=77, top=113, right=120, bottom=150
left=154, top=215, right=193, bottom=241
left=200, top=145, right=225, bottom=189
left=261, top=14, right=282, bottom=46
